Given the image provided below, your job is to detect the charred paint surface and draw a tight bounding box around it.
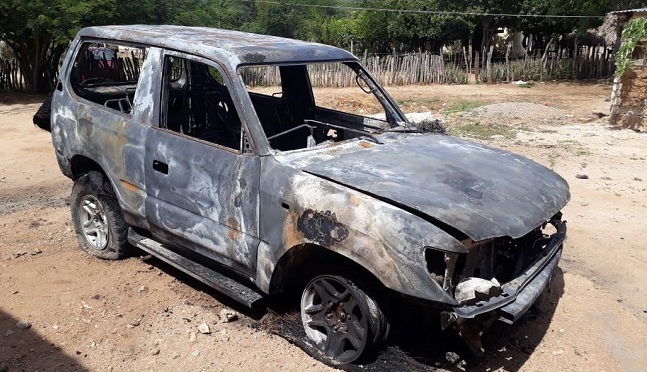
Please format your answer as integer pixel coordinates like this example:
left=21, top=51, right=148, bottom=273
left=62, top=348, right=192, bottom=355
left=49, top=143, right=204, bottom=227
left=279, top=133, right=571, bottom=241
left=296, top=209, right=349, bottom=246
left=51, top=37, right=154, bottom=221
left=77, top=26, right=353, bottom=72
left=144, top=128, right=261, bottom=276
left=256, top=156, right=463, bottom=302
left=50, top=26, right=570, bottom=338
left=242, top=52, right=267, bottom=64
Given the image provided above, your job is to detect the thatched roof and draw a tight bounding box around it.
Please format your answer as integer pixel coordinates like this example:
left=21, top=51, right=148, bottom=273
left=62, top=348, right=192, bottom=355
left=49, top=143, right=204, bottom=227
left=595, top=9, right=643, bottom=51
left=609, top=8, right=647, bottom=15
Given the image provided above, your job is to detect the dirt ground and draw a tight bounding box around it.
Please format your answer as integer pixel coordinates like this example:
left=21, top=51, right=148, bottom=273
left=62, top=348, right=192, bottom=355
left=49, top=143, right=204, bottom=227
left=1, top=82, right=646, bottom=372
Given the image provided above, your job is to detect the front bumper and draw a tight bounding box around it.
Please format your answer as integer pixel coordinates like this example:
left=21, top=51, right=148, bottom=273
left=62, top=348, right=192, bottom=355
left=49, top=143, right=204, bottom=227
left=452, top=217, right=566, bottom=324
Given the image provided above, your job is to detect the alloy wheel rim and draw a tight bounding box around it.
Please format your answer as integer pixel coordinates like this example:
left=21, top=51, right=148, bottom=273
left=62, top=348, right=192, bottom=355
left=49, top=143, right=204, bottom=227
left=79, top=195, right=109, bottom=250
left=301, top=276, right=369, bottom=363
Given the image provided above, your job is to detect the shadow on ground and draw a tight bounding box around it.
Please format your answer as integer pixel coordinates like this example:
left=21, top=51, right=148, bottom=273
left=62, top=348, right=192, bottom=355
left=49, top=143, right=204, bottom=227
left=0, top=308, right=89, bottom=372
left=265, top=267, right=564, bottom=371
left=0, top=93, right=49, bottom=105
left=143, top=252, right=565, bottom=371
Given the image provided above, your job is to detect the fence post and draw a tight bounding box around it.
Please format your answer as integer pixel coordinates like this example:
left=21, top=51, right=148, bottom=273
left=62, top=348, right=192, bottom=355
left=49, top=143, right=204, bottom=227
left=486, top=45, right=494, bottom=84
left=462, top=46, right=470, bottom=83
left=0, top=61, right=5, bottom=92
left=11, top=60, right=19, bottom=91
left=505, top=43, right=511, bottom=82
left=571, top=37, right=579, bottom=79
left=599, top=46, right=604, bottom=79
left=475, top=52, right=480, bottom=82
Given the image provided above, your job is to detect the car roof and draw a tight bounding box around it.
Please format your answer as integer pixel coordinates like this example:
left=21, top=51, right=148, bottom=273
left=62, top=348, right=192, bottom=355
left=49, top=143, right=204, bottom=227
left=78, top=25, right=356, bottom=69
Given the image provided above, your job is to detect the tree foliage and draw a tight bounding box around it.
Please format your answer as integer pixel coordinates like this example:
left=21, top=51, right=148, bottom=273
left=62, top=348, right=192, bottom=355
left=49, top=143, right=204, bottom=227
left=1, top=0, right=644, bottom=92
left=174, top=0, right=255, bottom=30
left=614, top=17, right=647, bottom=77
left=0, top=0, right=116, bottom=92
left=350, top=1, right=472, bottom=53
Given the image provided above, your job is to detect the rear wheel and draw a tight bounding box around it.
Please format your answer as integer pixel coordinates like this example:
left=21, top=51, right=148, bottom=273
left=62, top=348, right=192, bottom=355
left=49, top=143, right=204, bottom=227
left=70, top=171, right=132, bottom=260
left=300, top=274, right=389, bottom=364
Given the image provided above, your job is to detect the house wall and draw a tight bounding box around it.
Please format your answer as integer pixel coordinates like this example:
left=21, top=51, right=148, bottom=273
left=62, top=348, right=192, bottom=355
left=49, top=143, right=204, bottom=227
left=610, top=65, right=647, bottom=131
left=609, top=12, right=646, bottom=131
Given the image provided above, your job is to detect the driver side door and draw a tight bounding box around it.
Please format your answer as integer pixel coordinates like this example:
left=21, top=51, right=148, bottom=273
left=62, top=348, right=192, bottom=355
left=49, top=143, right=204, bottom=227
left=144, top=52, right=261, bottom=277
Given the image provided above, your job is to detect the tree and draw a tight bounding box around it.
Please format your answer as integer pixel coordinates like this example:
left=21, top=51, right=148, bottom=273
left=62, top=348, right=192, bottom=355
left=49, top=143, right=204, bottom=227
left=3, top=0, right=643, bottom=93
left=173, top=0, right=255, bottom=29
left=0, top=0, right=118, bottom=93
left=517, top=0, right=647, bottom=34
left=247, top=1, right=303, bottom=38
left=303, top=16, right=358, bottom=48
left=354, top=0, right=472, bottom=53
left=0, top=0, right=201, bottom=93
left=246, top=0, right=340, bottom=39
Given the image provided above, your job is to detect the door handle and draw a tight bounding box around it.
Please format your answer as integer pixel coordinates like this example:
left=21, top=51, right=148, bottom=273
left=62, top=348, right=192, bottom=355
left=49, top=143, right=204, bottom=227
left=152, top=160, right=169, bottom=174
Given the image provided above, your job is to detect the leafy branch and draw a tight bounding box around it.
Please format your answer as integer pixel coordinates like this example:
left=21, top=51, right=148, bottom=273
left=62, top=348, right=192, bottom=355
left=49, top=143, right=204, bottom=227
left=614, top=17, right=647, bottom=77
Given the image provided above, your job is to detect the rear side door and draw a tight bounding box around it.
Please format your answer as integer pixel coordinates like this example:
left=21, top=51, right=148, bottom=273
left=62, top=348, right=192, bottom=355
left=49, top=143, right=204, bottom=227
left=144, top=52, right=261, bottom=277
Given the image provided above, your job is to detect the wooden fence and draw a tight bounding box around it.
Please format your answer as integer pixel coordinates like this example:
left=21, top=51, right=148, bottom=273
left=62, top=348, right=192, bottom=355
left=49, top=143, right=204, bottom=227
left=472, top=45, right=615, bottom=83
left=241, top=52, right=468, bottom=87
left=1, top=45, right=615, bottom=92
left=0, top=52, right=141, bottom=93
left=244, top=46, right=615, bottom=87
left=79, top=52, right=142, bottom=82
left=0, top=59, right=24, bottom=92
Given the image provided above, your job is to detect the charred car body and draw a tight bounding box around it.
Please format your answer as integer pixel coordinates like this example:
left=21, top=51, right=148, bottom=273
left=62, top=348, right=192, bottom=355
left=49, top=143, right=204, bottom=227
left=36, top=25, right=569, bottom=364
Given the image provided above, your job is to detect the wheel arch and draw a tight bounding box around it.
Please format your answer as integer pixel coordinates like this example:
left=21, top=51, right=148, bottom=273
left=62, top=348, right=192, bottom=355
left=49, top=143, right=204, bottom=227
left=70, top=154, right=107, bottom=181
left=268, top=243, right=387, bottom=295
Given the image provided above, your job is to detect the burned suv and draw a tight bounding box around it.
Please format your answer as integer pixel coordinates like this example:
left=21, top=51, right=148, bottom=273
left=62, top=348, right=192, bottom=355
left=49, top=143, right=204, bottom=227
left=37, top=26, right=569, bottom=364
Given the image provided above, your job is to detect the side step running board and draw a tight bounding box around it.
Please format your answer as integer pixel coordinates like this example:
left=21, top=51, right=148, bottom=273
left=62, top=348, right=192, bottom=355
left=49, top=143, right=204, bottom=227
left=128, top=230, right=264, bottom=308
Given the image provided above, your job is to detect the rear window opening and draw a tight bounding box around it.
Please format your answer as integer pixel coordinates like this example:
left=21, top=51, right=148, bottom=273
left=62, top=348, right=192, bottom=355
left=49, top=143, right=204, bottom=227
left=70, top=42, right=148, bottom=114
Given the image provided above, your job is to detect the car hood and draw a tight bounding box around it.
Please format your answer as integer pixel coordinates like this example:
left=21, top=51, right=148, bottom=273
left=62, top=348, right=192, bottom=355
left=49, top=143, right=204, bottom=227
left=275, top=133, right=570, bottom=241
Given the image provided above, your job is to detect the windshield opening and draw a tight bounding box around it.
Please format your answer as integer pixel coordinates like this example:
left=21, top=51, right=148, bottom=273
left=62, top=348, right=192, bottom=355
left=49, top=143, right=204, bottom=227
left=239, top=61, right=407, bottom=152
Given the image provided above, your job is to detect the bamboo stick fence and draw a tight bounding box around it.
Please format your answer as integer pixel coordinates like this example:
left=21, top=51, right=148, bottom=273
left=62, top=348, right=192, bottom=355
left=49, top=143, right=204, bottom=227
left=1, top=46, right=615, bottom=92
left=0, top=59, right=24, bottom=92
left=243, top=46, right=615, bottom=88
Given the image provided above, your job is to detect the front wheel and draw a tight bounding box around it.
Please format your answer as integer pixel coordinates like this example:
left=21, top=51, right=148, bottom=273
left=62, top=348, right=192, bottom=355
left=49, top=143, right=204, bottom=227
left=300, top=274, right=389, bottom=364
left=70, top=171, right=132, bottom=260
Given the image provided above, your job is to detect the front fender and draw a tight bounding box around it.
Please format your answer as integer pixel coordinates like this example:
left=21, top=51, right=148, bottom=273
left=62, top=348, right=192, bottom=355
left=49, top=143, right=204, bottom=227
left=258, top=161, right=463, bottom=304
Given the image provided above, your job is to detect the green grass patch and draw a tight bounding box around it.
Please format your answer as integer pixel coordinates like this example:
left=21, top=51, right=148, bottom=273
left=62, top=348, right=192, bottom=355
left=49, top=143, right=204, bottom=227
left=449, top=121, right=516, bottom=140
left=556, top=139, right=591, bottom=156
left=397, top=97, right=442, bottom=111
left=443, top=100, right=483, bottom=113
left=575, top=148, right=592, bottom=156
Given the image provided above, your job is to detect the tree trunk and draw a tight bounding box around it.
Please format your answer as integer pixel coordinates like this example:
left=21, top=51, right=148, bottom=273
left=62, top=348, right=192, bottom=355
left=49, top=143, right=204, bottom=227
left=481, top=18, right=491, bottom=55
left=541, top=37, right=554, bottom=82
left=505, top=43, right=511, bottom=82
left=480, top=17, right=499, bottom=60
left=7, top=31, right=62, bottom=93
left=475, top=52, right=480, bottom=82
